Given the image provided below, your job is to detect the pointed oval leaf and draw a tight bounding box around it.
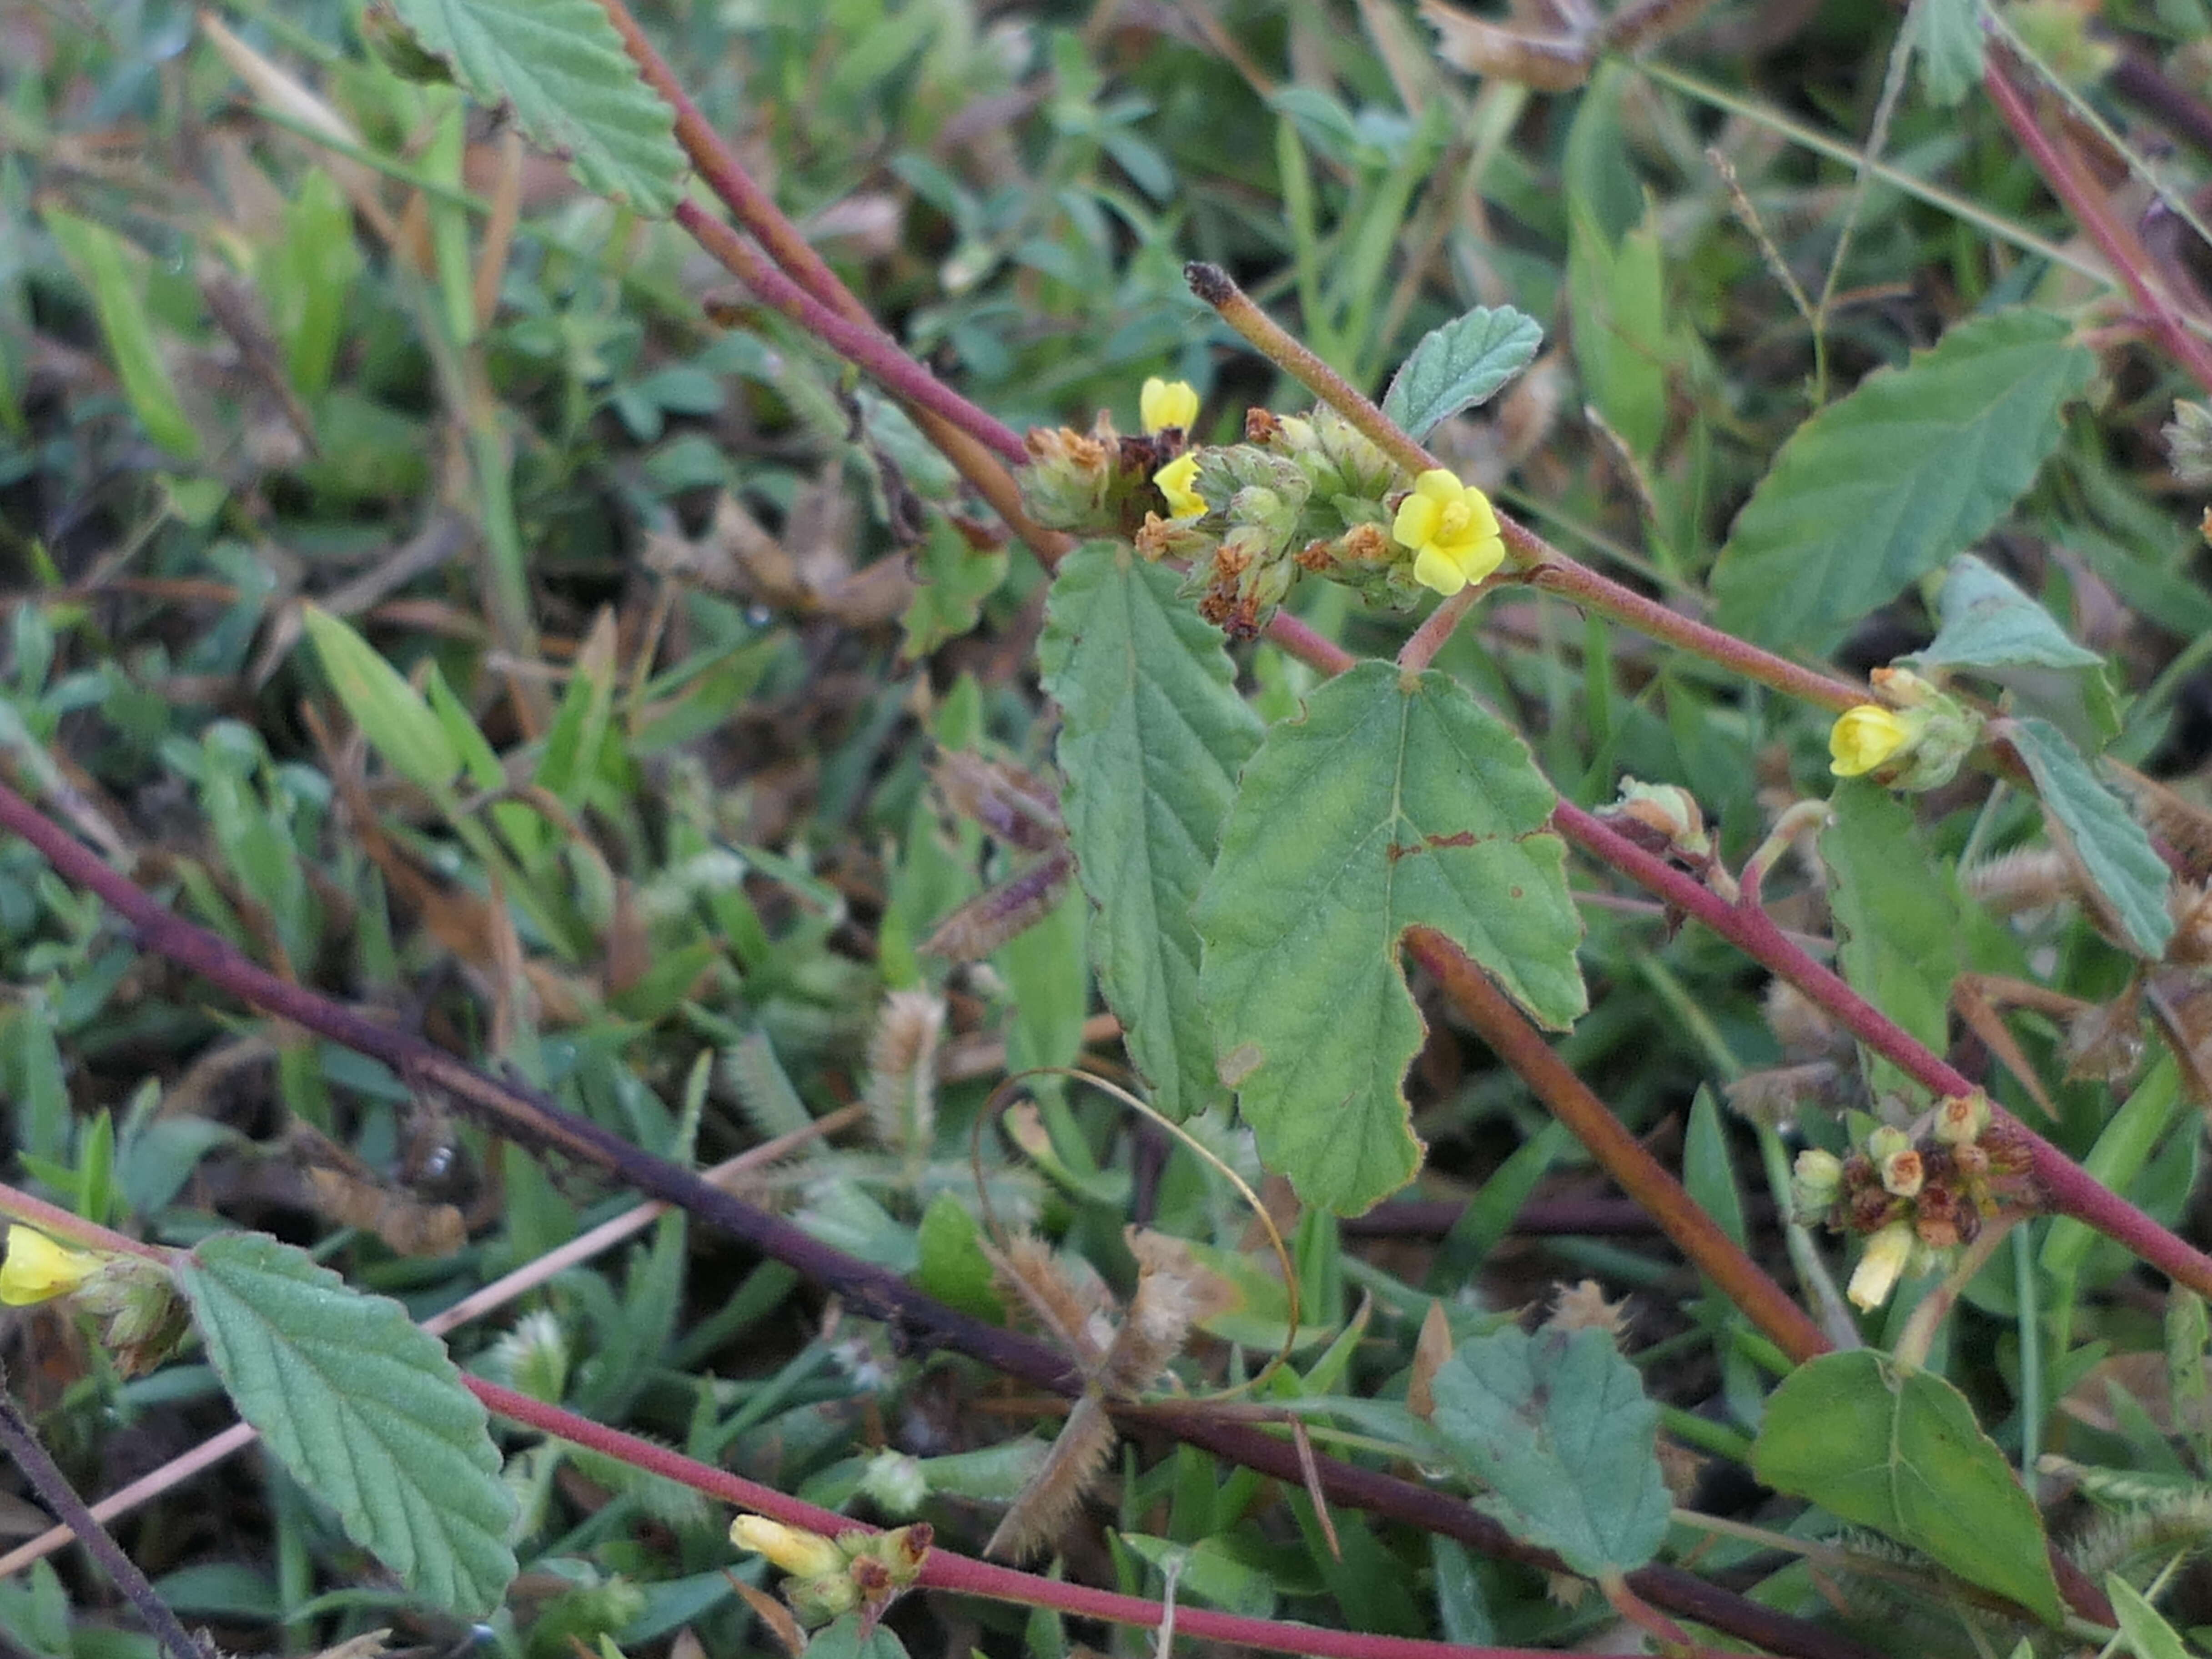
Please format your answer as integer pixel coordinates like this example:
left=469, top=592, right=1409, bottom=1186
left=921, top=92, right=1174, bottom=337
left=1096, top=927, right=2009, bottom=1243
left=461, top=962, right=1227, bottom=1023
left=42, top=210, right=200, bottom=461
left=2006, top=716, right=2174, bottom=958
left=1429, top=1326, right=1672, bottom=1578
left=1909, top=554, right=2103, bottom=672
left=1822, top=782, right=1961, bottom=1102
left=1041, top=543, right=1264, bottom=1119
left=1752, top=1350, right=2064, bottom=1625
left=382, top=0, right=687, bottom=215
left=1195, top=662, right=1584, bottom=1214
left=1381, top=307, right=1544, bottom=441
left=178, top=1232, right=518, bottom=1616
left=1711, top=310, right=2095, bottom=650
left=1916, top=0, right=1986, bottom=107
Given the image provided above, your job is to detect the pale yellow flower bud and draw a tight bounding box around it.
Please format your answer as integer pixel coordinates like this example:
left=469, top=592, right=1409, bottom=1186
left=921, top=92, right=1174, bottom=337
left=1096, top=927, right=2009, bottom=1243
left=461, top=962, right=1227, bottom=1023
left=1848, top=1219, right=1918, bottom=1312
left=1828, top=704, right=1913, bottom=777
left=1139, top=377, right=1200, bottom=436
left=729, top=1515, right=847, bottom=1579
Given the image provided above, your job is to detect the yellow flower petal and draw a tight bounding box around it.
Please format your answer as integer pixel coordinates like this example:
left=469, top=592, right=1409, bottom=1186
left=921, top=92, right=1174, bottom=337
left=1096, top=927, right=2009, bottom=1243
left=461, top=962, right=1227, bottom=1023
left=1153, top=452, right=1204, bottom=519
left=1828, top=704, right=1911, bottom=777
left=1412, top=545, right=1468, bottom=597
left=0, top=1226, right=102, bottom=1307
left=1139, top=377, right=1199, bottom=436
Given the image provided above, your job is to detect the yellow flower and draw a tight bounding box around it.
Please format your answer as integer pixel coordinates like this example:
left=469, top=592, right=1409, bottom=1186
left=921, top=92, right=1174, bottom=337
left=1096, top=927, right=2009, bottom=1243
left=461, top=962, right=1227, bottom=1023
left=1392, top=469, right=1504, bottom=597
left=0, top=1226, right=102, bottom=1307
left=1828, top=704, right=1911, bottom=777
left=730, top=1514, right=846, bottom=1579
left=1139, top=377, right=1199, bottom=436
left=1153, top=452, right=1204, bottom=519
left=1846, top=1219, right=1917, bottom=1312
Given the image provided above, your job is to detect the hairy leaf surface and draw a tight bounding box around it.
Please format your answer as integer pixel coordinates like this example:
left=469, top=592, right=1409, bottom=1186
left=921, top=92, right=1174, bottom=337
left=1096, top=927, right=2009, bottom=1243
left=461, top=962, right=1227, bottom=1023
left=1381, top=307, right=1543, bottom=442
left=1712, top=311, right=2093, bottom=649
left=2007, top=716, right=2174, bottom=957
left=1042, top=543, right=1262, bottom=1118
left=1195, top=663, right=1583, bottom=1213
left=179, top=1232, right=518, bottom=1616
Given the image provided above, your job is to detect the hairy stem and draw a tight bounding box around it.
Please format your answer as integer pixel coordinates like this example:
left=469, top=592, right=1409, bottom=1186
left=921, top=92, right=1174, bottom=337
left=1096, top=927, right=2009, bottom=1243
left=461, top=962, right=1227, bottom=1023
left=0, top=779, right=1870, bottom=1659
left=0, top=1369, right=211, bottom=1659
left=1982, top=55, right=2212, bottom=395
left=1184, top=263, right=1868, bottom=711
left=1403, top=929, right=1831, bottom=1365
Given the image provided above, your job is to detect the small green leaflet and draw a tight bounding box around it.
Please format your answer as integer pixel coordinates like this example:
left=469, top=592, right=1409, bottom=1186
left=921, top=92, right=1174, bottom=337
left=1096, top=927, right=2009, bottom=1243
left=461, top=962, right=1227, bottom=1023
left=1711, top=310, right=2094, bottom=651
left=1755, top=1351, right=2063, bottom=1624
left=1041, top=543, right=1263, bottom=1120
left=301, top=605, right=462, bottom=795
left=177, top=1232, right=518, bottom=1617
left=2005, top=717, right=2174, bottom=958
left=1428, top=1326, right=1672, bottom=1579
left=802, top=1612, right=911, bottom=1659
left=1380, top=307, right=1543, bottom=442
left=381, top=0, right=688, bottom=216
left=904, top=515, right=1011, bottom=661
left=2107, top=1573, right=2192, bottom=1659
left=1909, top=555, right=2102, bottom=672
left=1195, top=663, right=1584, bottom=1215
left=1822, top=783, right=1961, bottom=1102
left=1914, top=0, right=1985, bottom=108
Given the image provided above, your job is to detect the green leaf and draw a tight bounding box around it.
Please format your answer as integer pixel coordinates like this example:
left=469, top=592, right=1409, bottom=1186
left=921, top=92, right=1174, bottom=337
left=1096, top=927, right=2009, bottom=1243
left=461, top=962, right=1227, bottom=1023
left=1915, top=0, right=1985, bottom=108
left=176, top=1232, right=518, bottom=1616
left=1040, top=543, right=1264, bottom=1119
left=1567, top=199, right=1673, bottom=462
left=263, top=169, right=362, bottom=403
left=43, top=209, right=199, bottom=461
left=913, top=1192, right=1004, bottom=1322
left=2041, top=1054, right=2182, bottom=1283
left=1380, top=307, right=1543, bottom=442
left=1118, top=1533, right=1278, bottom=1619
left=1909, top=554, right=2102, bottom=672
left=381, top=0, right=687, bottom=216
left=2006, top=716, right=2174, bottom=957
left=1428, top=1326, right=1672, bottom=1578
left=300, top=605, right=461, bottom=795
left=902, top=515, right=1009, bottom=659
left=1195, top=662, right=1584, bottom=1214
left=2107, top=1573, right=2191, bottom=1659
left=1821, top=782, right=1961, bottom=1101
left=803, top=1613, right=910, bottom=1659
left=1711, top=310, right=2095, bottom=650
left=1752, top=1350, right=2064, bottom=1625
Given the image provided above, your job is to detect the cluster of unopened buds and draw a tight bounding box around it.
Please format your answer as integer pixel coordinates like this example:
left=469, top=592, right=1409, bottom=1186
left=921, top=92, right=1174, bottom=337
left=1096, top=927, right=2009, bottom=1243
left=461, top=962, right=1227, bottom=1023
left=729, top=1514, right=931, bottom=1630
left=1021, top=376, right=1508, bottom=637
left=1790, top=1093, right=2042, bottom=1312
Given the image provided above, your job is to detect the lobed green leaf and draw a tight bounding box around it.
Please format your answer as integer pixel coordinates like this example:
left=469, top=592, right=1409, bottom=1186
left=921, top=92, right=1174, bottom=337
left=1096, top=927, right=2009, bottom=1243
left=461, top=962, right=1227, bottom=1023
left=177, top=1232, right=518, bottom=1617
left=1711, top=310, right=2095, bottom=651
left=382, top=0, right=688, bottom=216
left=1752, top=1350, right=2064, bottom=1625
left=1040, top=543, right=1263, bottom=1119
left=1194, top=663, right=1583, bottom=1214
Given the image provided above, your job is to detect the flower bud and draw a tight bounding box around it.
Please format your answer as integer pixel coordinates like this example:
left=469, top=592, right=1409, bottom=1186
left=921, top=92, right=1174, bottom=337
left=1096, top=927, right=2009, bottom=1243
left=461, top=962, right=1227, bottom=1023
left=1139, top=377, right=1199, bottom=436
left=1829, top=704, right=1916, bottom=778
left=1879, top=1148, right=1925, bottom=1199
left=1848, top=1219, right=1918, bottom=1312
left=0, top=1226, right=104, bottom=1306
left=1931, top=1092, right=1991, bottom=1146
left=1791, top=1148, right=1844, bottom=1212
left=729, top=1515, right=847, bottom=1580
left=1865, top=1125, right=1912, bottom=1164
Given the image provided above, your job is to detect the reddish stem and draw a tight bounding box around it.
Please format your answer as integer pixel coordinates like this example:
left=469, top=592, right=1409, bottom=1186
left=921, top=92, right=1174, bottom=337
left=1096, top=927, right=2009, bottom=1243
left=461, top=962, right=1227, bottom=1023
left=1982, top=55, right=2212, bottom=394
left=1553, top=799, right=2212, bottom=1302
left=1404, top=929, right=1830, bottom=1365
left=473, top=1379, right=1566, bottom=1659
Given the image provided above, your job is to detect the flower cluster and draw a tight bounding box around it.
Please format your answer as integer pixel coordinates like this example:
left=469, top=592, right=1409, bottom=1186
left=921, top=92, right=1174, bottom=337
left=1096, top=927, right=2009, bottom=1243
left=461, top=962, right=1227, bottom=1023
left=1827, top=668, right=1981, bottom=789
left=1790, top=1093, right=2041, bottom=1311
left=1019, top=376, right=1515, bottom=636
left=729, top=1515, right=931, bottom=1630
left=0, top=1224, right=188, bottom=1375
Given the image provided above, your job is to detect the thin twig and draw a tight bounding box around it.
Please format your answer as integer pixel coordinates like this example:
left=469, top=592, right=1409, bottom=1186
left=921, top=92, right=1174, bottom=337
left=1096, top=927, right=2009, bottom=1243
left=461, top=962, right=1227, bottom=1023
left=0, top=1369, right=212, bottom=1659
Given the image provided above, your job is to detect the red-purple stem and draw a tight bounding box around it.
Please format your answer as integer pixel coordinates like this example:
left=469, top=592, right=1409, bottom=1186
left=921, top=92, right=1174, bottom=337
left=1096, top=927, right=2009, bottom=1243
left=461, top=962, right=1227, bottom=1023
left=1553, top=799, right=2212, bottom=1300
